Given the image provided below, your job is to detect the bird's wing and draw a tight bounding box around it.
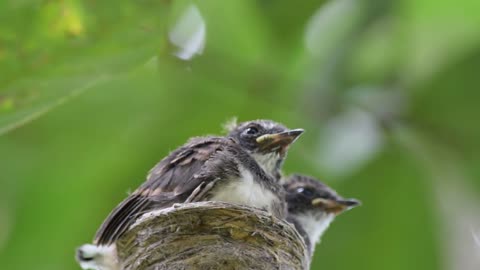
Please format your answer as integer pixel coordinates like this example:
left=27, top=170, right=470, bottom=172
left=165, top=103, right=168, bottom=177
left=94, top=137, right=236, bottom=246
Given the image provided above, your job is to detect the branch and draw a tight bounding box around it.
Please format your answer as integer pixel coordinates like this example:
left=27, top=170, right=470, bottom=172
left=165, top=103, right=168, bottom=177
left=115, top=201, right=309, bottom=270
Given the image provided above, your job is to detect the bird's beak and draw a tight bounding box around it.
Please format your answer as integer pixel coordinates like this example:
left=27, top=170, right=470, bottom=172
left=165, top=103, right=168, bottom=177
left=311, top=197, right=361, bottom=214
left=256, top=129, right=304, bottom=154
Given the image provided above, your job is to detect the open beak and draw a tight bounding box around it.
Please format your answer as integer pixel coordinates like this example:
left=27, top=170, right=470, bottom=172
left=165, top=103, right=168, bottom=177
left=311, top=197, right=361, bottom=214
left=256, top=129, right=304, bottom=154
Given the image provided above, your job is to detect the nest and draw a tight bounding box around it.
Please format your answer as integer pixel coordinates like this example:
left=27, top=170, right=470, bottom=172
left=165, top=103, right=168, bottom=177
left=116, top=201, right=309, bottom=270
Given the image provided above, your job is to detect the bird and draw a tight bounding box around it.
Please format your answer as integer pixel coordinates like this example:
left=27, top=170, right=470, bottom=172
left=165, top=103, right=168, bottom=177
left=226, top=119, right=304, bottom=180
left=283, top=174, right=360, bottom=258
left=93, top=120, right=304, bottom=247
left=76, top=244, right=118, bottom=270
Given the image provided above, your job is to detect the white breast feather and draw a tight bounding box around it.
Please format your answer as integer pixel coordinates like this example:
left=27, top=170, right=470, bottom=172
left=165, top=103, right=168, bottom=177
left=210, top=166, right=277, bottom=211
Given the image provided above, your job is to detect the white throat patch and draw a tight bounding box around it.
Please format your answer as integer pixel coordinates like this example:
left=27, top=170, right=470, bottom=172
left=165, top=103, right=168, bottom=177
left=295, top=211, right=335, bottom=251
left=251, top=152, right=280, bottom=176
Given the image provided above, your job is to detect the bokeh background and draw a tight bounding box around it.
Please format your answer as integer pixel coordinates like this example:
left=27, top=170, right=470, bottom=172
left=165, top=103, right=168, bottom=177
left=1, top=0, right=480, bottom=269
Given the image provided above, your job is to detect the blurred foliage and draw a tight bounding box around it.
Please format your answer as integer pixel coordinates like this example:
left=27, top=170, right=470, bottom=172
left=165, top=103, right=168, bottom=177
left=1, top=0, right=480, bottom=269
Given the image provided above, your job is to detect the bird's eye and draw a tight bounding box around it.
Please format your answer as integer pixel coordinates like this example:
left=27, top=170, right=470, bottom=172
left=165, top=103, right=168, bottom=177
left=245, top=126, right=259, bottom=135
left=296, top=187, right=314, bottom=197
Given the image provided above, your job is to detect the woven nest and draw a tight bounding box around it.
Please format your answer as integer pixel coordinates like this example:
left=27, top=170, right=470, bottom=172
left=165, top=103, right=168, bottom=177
left=116, top=201, right=309, bottom=270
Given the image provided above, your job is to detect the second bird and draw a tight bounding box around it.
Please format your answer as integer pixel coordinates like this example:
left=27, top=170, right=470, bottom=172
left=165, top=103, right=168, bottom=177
left=283, top=174, right=360, bottom=259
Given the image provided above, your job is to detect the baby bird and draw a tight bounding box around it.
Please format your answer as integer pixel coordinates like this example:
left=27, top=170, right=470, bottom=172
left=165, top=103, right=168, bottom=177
left=283, top=174, right=360, bottom=258
left=76, top=120, right=303, bottom=270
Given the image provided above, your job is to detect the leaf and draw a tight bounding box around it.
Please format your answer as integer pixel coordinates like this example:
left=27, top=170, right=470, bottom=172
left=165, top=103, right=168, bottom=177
left=0, top=1, right=167, bottom=136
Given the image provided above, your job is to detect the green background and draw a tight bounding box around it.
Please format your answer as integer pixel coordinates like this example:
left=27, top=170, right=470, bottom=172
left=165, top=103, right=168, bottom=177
left=1, top=0, right=480, bottom=269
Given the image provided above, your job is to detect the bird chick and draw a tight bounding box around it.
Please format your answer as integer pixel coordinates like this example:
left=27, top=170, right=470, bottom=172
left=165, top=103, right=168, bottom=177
left=284, top=174, right=360, bottom=257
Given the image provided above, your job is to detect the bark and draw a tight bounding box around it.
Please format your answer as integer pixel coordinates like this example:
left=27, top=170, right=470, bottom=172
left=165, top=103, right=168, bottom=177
left=115, top=201, right=309, bottom=270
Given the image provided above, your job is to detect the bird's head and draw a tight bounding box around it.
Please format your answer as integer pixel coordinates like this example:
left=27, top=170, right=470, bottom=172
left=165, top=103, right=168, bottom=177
left=283, top=174, right=360, bottom=246
left=227, top=119, right=304, bottom=177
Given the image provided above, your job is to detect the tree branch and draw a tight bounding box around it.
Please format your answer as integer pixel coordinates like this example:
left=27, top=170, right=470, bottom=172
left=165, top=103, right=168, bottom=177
left=115, top=201, right=309, bottom=270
